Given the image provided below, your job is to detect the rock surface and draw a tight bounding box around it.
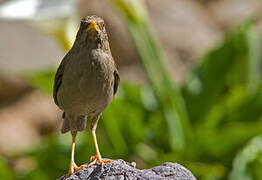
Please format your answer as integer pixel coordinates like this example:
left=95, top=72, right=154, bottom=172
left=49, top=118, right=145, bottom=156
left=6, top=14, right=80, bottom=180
left=58, top=159, right=196, bottom=180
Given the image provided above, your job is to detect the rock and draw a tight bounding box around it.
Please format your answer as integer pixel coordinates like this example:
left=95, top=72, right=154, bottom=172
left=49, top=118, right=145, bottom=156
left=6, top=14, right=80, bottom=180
left=58, top=159, right=196, bottom=180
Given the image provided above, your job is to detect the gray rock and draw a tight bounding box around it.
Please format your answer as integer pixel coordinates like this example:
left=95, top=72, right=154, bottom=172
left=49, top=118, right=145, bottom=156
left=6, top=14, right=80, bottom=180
left=58, top=159, right=196, bottom=180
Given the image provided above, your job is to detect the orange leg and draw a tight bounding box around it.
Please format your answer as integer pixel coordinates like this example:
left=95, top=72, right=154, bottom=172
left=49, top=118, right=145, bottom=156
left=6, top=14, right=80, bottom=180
left=67, top=135, right=87, bottom=177
left=88, top=130, right=112, bottom=167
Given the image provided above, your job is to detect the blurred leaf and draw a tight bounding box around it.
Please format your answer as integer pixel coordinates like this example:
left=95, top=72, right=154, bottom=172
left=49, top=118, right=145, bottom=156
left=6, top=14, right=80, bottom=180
left=197, top=119, right=262, bottom=161
left=32, top=18, right=74, bottom=51
left=135, top=142, right=157, bottom=162
left=229, top=135, right=262, bottom=180
left=187, top=162, right=226, bottom=180
left=196, top=85, right=262, bottom=161
left=53, top=29, right=72, bottom=51
left=15, top=135, right=69, bottom=179
left=24, top=69, right=56, bottom=94
left=183, top=21, right=261, bottom=123
left=112, top=0, right=147, bottom=22
left=112, top=0, right=191, bottom=152
left=102, top=99, right=129, bottom=157
left=0, top=157, right=14, bottom=180
left=202, top=84, right=262, bottom=130
left=102, top=83, right=147, bottom=157
left=141, top=86, right=158, bottom=111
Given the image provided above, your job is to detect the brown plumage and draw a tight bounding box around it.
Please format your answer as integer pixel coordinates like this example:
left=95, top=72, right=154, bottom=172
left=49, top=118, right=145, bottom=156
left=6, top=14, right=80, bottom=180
left=53, top=15, right=119, bottom=176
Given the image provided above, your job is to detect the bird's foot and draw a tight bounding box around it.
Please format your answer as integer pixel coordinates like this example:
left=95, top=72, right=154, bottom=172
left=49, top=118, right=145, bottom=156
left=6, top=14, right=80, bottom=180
left=74, top=164, right=87, bottom=171
left=88, top=154, right=112, bottom=167
left=67, top=163, right=87, bottom=177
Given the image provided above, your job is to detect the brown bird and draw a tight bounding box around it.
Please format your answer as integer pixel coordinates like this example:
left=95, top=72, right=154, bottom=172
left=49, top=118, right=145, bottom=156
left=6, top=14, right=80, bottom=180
left=53, top=15, right=120, bottom=176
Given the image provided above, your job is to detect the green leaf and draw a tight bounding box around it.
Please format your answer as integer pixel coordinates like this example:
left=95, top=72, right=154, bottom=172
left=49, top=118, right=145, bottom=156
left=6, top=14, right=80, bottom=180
left=0, top=158, right=14, bottom=180
left=196, top=84, right=262, bottom=160
left=202, top=84, right=262, bottom=129
left=197, top=120, right=262, bottom=160
left=112, top=0, right=191, bottom=152
left=24, top=69, right=56, bottom=94
left=229, top=135, right=262, bottom=180
left=183, top=21, right=261, bottom=123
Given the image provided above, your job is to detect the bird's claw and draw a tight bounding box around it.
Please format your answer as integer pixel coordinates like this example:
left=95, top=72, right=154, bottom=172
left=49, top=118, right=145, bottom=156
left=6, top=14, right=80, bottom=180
left=67, top=164, right=87, bottom=177
left=74, top=164, right=87, bottom=171
left=88, top=154, right=112, bottom=167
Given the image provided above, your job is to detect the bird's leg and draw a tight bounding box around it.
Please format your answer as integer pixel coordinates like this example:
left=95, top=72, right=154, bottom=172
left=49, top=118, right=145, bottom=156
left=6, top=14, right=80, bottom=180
left=88, top=115, right=111, bottom=167
left=67, top=132, right=87, bottom=177
left=68, top=133, right=76, bottom=176
left=88, top=130, right=112, bottom=166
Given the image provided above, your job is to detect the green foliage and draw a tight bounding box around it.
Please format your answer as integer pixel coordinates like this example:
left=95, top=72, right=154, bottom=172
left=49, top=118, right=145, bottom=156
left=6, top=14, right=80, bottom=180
left=183, top=21, right=261, bottom=124
left=6, top=2, right=262, bottom=180
left=229, top=135, right=262, bottom=180
left=0, top=157, right=14, bottom=180
left=24, top=68, right=56, bottom=94
left=112, top=0, right=191, bottom=152
left=182, top=21, right=262, bottom=163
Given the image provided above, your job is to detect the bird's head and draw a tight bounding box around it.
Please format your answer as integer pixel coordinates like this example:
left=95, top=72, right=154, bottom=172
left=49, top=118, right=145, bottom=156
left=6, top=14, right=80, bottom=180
left=75, top=16, right=109, bottom=51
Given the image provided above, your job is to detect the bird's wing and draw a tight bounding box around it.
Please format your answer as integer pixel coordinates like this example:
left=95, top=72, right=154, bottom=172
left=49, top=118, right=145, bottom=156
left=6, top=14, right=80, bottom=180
left=113, top=69, right=120, bottom=95
left=53, top=54, right=68, bottom=108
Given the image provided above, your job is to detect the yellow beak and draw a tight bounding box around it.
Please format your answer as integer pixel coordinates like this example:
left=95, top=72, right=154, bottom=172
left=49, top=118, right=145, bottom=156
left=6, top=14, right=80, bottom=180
left=87, top=20, right=99, bottom=31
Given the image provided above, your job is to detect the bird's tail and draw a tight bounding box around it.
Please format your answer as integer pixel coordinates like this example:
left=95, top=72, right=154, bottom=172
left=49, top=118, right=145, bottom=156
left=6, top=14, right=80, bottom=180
left=61, top=112, right=87, bottom=134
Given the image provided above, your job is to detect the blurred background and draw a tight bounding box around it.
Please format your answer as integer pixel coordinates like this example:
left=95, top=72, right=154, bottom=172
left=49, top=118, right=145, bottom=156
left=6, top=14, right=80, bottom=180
left=0, top=0, right=261, bottom=179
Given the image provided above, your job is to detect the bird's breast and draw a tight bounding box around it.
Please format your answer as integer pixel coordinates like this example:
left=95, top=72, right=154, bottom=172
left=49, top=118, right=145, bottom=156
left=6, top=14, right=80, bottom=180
left=57, top=49, right=115, bottom=115
left=78, top=52, right=114, bottom=113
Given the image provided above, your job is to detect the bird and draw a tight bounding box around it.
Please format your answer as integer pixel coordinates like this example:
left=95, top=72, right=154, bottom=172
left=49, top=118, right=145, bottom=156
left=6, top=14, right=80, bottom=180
left=53, top=15, right=120, bottom=176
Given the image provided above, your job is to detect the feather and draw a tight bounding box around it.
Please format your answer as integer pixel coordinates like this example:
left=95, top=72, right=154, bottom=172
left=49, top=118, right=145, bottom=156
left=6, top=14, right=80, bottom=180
left=113, top=70, right=120, bottom=95
left=53, top=54, right=68, bottom=108
left=61, top=112, right=70, bottom=133
left=76, top=115, right=87, bottom=131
